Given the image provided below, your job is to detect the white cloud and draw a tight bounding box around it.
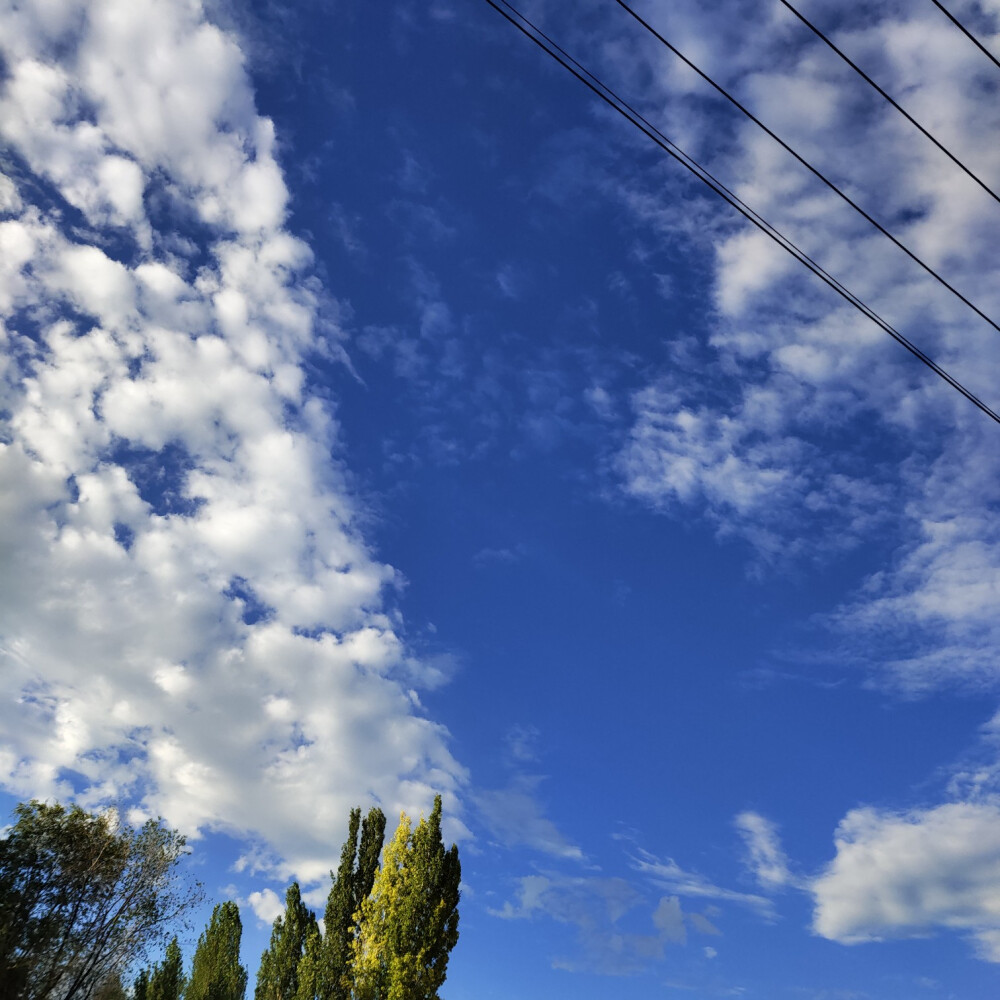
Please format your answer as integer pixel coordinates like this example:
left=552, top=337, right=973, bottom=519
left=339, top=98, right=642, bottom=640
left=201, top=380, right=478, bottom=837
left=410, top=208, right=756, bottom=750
left=618, top=376, right=894, bottom=570
left=829, top=445, right=1000, bottom=691
left=247, top=888, right=284, bottom=926
left=0, top=0, right=467, bottom=888
left=735, top=811, right=800, bottom=891
left=811, top=800, right=1000, bottom=961
left=631, top=847, right=773, bottom=918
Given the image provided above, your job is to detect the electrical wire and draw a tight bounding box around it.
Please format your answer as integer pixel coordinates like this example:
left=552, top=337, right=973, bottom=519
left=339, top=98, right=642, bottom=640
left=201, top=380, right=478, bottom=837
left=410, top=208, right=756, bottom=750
left=611, top=0, right=1000, bottom=337
left=777, top=0, right=1000, bottom=208
left=931, top=0, right=1000, bottom=74
left=479, top=0, right=1000, bottom=425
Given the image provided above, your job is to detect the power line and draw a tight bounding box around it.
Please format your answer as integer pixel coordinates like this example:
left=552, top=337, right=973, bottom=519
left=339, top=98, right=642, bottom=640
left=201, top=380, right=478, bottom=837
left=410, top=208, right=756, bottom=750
left=611, top=0, right=1000, bottom=338
left=931, top=0, right=1000, bottom=74
left=478, top=0, right=1000, bottom=425
left=778, top=0, right=1000, bottom=208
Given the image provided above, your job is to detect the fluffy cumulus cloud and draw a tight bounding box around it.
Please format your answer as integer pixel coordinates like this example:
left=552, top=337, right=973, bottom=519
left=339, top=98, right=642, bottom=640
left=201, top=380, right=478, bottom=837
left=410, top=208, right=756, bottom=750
left=0, top=0, right=465, bottom=884
left=811, top=800, right=1000, bottom=961
left=585, top=0, right=1000, bottom=682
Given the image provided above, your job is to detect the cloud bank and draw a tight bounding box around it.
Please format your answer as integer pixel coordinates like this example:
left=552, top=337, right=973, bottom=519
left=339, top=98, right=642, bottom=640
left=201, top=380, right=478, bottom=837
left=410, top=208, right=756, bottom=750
left=0, top=0, right=465, bottom=884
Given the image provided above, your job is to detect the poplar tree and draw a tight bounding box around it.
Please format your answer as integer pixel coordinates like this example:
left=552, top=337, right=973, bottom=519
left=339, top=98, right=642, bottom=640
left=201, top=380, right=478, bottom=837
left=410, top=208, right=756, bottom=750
left=255, top=884, right=315, bottom=1000
left=350, top=797, right=460, bottom=1000
left=292, top=920, right=321, bottom=1000
left=148, top=937, right=185, bottom=1000
left=185, top=901, right=247, bottom=1000
left=309, top=807, right=386, bottom=1000
left=93, top=971, right=128, bottom=1000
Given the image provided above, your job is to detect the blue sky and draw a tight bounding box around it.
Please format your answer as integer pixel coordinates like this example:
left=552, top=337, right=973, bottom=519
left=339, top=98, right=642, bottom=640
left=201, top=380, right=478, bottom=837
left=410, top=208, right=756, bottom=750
left=3, top=0, right=1000, bottom=995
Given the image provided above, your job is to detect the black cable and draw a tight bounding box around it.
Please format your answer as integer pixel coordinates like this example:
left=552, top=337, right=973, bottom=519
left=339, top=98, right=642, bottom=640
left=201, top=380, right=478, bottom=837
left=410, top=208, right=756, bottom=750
left=611, top=0, right=1000, bottom=338
left=931, top=0, right=1000, bottom=73
left=479, top=0, right=1000, bottom=425
left=778, top=0, right=1000, bottom=208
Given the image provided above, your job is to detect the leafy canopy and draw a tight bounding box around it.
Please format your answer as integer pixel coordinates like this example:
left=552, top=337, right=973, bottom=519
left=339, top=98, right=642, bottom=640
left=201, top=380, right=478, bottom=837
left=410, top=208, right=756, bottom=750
left=0, top=799, right=198, bottom=1000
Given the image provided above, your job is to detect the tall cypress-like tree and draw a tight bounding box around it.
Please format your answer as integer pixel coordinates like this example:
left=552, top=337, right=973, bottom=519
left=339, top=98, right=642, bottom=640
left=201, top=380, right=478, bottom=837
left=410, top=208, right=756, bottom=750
left=148, top=937, right=185, bottom=1000
left=354, top=808, right=387, bottom=915
left=291, top=920, right=322, bottom=1000
left=93, top=971, right=128, bottom=1000
left=255, top=883, right=314, bottom=1000
left=314, top=809, right=358, bottom=1000
left=308, top=806, right=385, bottom=1000
left=185, top=901, right=247, bottom=1000
left=350, top=797, right=460, bottom=1000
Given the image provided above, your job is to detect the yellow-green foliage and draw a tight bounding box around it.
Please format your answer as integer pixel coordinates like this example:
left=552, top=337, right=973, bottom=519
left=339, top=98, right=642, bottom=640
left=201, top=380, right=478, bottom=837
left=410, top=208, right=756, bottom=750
left=292, top=796, right=461, bottom=1000
left=350, top=799, right=460, bottom=1000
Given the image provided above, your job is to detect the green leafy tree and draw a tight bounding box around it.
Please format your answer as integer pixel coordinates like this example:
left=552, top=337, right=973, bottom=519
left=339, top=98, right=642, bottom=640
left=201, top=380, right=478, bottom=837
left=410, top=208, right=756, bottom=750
left=134, top=968, right=151, bottom=1000
left=148, top=937, right=185, bottom=1000
left=291, top=921, right=321, bottom=1000
left=307, top=807, right=385, bottom=1000
left=185, top=901, right=247, bottom=1000
left=255, top=884, right=315, bottom=1000
left=0, top=800, right=198, bottom=1000
left=93, top=970, right=129, bottom=1000
left=350, top=797, right=460, bottom=1000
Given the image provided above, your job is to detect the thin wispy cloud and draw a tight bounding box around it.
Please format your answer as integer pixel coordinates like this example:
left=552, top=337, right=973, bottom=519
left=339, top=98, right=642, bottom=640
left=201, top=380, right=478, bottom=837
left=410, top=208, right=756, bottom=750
left=489, top=872, right=689, bottom=976
left=630, top=847, right=775, bottom=918
left=735, top=811, right=803, bottom=892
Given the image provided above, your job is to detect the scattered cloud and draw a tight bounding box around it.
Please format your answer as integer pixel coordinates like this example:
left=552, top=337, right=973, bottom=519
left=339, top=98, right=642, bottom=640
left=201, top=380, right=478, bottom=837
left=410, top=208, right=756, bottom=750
left=735, top=811, right=802, bottom=891
left=588, top=0, right=1000, bottom=686
left=475, top=774, right=585, bottom=862
left=490, top=872, right=687, bottom=975
left=247, top=888, right=284, bottom=926
left=503, top=723, right=541, bottom=764
left=631, top=847, right=774, bottom=918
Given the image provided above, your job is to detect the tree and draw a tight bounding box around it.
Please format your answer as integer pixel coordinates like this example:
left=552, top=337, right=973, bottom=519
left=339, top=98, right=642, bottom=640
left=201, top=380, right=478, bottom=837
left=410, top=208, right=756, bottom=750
left=306, top=807, right=385, bottom=1000
left=92, top=971, right=128, bottom=1000
left=185, top=901, right=247, bottom=1000
left=148, top=937, right=185, bottom=1000
left=291, top=921, right=321, bottom=1000
left=0, top=800, right=198, bottom=1000
left=350, top=797, right=460, bottom=1000
left=254, top=884, right=315, bottom=1000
